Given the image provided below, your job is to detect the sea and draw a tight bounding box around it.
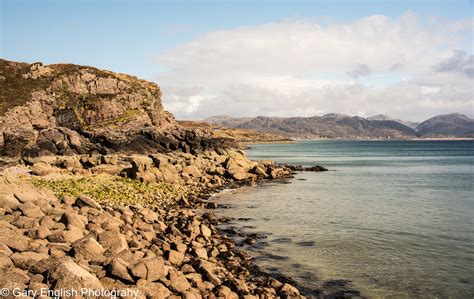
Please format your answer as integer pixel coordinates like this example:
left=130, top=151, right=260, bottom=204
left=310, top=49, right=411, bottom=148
left=211, top=140, right=474, bottom=298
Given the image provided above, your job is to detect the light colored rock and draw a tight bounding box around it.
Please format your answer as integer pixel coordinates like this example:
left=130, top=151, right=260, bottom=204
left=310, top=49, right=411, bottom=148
left=280, top=283, right=300, bottom=297
left=169, top=268, right=191, bottom=294
left=50, top=257, right=103, bottom=296
left=98, top=230, right=128, bottom=256
left=130, top=257, right=165, bottom=281
left=110, top=258, right=134, bottom=282
left=72, top=237, right=106, bottom=264
left=76, top=194, right=102, bottom=210
left=19, top=202, right=44, bottom=218
left=168, top=250, right=185, bottom=265
left=137, top=279, right=171, bottom=298
left=0, top=221, right=30, bottom=251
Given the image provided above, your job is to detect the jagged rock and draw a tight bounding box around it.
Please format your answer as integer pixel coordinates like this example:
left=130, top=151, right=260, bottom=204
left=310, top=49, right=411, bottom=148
left=98, top=230, right=128, bottom=256
left=130, top=257, right=165, bottom=281
left=109, top=257, right=134, bottom=282
left=137, top=279, right=172, bottom=298
left=72, top=237, right=106, bottom=264
left=216, top=285, right=239, bottom=299
left=0, top=193, right=20, bottom=213
left=0, top=221, right=30, bottom=251
left=10, top=251, right=48, bottom=270
left=167, top=250, right=185, bottom=266
left=280, top=283, right=300, bottom=297
left=49, top=257, right=103, bottom=295
left=76, top=194, right=102, bottom=210
left=0, top=256, right=13, bottom=269
left=0, top=267, right=31, bottom=290
left=19, top=202, right=45, bottom=218
left=169, top=268, right=192, bottom=294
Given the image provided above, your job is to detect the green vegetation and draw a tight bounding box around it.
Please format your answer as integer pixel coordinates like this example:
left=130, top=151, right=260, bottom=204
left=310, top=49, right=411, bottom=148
left=32, top=175, right=197, bottom=207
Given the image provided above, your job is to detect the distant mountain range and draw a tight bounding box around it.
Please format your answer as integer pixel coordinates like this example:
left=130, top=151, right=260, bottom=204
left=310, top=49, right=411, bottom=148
left=204, top=113, right=474, bottom=139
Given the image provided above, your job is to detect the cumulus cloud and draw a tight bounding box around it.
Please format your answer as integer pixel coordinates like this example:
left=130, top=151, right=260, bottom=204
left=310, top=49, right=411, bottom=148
left=433, top=50, right=474, bottom=78
left=155, top=13, right=473, bottom=121
left=347, top=64, right=372, bottom=78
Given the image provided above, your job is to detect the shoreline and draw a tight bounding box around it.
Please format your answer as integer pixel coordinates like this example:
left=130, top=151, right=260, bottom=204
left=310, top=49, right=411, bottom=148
left=0, top=151, right=313, bottom=298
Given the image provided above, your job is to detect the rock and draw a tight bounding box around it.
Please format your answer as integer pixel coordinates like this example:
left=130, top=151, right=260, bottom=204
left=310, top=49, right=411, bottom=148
left=182, top=165, right=202, bottom=178
left=305, top=165, right=328, bottom=171
left=216, top=285, right=239, bottom=299
left=0, top=267, right=31, bottom=290
left=167, top=249, right=185, bottom=265
left=72, top=237, right=106, bottom=264
left=137, top=279, right=171, bottom=298
left=0, top=256, right=13, bottom=268
left=280, top=283, right=300, bottom=297
left=30, top=162, right=55, bottom=176
left=98, top=230, right=128, bottom=256
left=50, top=257, right=103, bottom=295
left=130, top=257, right=165, bottom=281
left=0, top=220, right=30, bottom=251
left=109, top=258, right=134, bottom=282
left=10, top=251, right=48, bottom=270
left=200, top=224, right=212, bottom=239
left=194, top=248, right=208, bottom=260
left=169, top=268, right=191, bottom=294
left=0, top=193, right=20, bottom=213
left=29, top=225, right=51, bottom=240
left=19, top=202, right=45, bottom=218
left=76, top=194, right=102, bottom=210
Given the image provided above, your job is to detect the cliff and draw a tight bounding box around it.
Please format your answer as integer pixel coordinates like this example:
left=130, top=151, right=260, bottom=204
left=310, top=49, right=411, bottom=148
left=0, top=59, right=233, bottom=165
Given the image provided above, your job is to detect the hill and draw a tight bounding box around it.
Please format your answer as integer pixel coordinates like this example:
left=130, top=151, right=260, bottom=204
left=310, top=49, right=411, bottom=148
left=416, top=113, right=474, bottom=137
left=205, top=114, right=420, bottom=139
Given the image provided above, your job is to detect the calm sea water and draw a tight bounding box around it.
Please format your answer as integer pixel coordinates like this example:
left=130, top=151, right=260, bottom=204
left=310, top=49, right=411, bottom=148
left=212, top=140, right=474, bottom=298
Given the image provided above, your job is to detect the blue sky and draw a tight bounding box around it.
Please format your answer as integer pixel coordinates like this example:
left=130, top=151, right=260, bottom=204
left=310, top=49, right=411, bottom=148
left=1, top=0, right=473, bottom=120
left=2, top=0, right=472, bottom=79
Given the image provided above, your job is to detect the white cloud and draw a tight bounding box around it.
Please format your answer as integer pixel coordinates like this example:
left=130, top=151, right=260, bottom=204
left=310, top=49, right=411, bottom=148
left=155, top=13, right=473, bottom=121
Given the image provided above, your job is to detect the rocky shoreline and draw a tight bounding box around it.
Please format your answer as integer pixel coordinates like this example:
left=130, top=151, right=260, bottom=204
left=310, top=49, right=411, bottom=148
left=0, top=59, right=353, bottom=298
left=0, top=150, right=312, bottom=299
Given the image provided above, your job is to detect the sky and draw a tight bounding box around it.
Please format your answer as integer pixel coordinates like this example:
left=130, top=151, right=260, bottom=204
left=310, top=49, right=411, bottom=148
left=1, top=0, right=473, bottom=121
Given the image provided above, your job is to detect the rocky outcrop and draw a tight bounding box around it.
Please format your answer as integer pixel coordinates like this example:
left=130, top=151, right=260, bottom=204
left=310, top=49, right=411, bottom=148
left=0, top=59, right=236, bottom=166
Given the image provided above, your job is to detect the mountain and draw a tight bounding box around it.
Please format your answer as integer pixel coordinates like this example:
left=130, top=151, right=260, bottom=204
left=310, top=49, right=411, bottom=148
left=205, top=113, right=474, bottom=139
left=368, top=114, right=419, bottom=129
left=416, top=113, right=474, bottom=137
left=206, top=114, right=419, bottom=139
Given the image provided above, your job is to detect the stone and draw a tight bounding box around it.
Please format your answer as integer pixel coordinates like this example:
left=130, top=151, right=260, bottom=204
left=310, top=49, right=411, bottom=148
left=0, top=193, right=21, bottom=212
left=30, top=162, right=55, bottom=176
left=109, top=258, right=134, bottom=282
left=167, top=250, right=185, bottom=265
left=0, top=220, right=30, bottom=251
left=130, top=257, right=165, bottom=281
left=200, top=224, right=212, bottom=238
left=10, top=251, right=48, bottom=270
left=169, top=268, right=191, bottom=294
left=194, top=248, right=208, bottom=260
left=0, top=267, right=31, bottom=290
left=76, top=194, right=102, bottom=210
left=137, top=279, right=171, bottom=298
left=0, top=256, right=13, bottom=269
left=19, top=202, right=44, bottom=218
left=98, top=230, right=128, bottom=256
left=280, top=283, right=300, bottom=297
left=50, top=257, right=103, bottom=295
left=216, top=285, right=239, bottom=299
left=72, top=237, right=106, bottom=264
left=29, top=226, right=51, bottom=239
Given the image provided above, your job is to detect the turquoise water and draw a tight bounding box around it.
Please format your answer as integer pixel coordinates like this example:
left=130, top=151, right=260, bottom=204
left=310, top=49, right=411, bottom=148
left=213, top=140, right=474, bottom=298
